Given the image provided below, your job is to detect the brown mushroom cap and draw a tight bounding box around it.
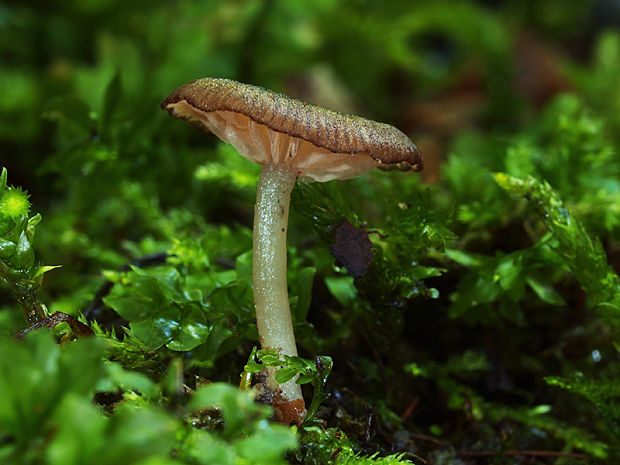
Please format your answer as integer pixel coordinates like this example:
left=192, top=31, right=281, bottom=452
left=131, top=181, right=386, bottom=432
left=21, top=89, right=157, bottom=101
left=162, top=78, right=422, bottom=182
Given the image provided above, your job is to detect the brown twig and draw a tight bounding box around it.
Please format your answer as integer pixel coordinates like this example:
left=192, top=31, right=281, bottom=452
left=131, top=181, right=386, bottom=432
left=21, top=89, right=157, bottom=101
left=14, top=311, right=94, bottom=339
left=458, top=449, right=587, bottom=460
left=400, top=396, right=420, bottom=420
left=409, top=430, right=587, bottom=461
left=409, top=432, right=449, bottom=447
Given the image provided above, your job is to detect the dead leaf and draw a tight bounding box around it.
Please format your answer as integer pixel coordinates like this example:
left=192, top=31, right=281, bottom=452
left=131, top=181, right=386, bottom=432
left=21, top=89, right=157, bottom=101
left=329, top=220, right=374, bottom=278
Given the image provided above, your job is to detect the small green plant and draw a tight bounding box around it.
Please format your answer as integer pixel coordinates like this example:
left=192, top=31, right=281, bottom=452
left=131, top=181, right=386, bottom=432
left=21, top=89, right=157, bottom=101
left=0, top=168, right=57, bottom=326
left=494, top=173, right=620, bottom=324
left=242, top=348, right=333, bottom=426
left=495, top=172, right=620, bottom=454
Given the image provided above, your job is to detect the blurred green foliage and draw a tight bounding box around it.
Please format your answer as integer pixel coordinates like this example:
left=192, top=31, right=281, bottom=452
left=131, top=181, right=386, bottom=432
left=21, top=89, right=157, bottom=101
left=2, top=0, right=620, bottom=463
left=0, top=331, right=297, bottom=465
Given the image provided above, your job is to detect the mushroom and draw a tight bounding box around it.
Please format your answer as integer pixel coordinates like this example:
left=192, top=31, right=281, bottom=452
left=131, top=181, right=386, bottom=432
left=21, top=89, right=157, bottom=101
left=161, top=78, right=422, bottom=425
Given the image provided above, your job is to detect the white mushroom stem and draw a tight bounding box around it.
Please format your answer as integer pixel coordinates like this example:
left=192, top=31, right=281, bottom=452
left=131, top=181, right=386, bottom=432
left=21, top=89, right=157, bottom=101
left=253, top=162, right=303, bottom=405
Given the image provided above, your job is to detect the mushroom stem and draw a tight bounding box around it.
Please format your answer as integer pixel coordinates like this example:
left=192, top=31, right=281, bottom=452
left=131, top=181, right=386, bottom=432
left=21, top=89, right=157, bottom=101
left=253, top=162, right=306, bottom=423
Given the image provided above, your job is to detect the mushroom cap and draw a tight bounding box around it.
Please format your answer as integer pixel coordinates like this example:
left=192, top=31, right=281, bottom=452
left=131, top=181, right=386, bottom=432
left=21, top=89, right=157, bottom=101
left=162, top=78, right=422, bottom=182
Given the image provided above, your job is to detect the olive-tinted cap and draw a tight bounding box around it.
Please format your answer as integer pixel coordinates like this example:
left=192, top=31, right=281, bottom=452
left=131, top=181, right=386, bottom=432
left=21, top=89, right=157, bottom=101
left=162, top=78, right=422, bottom=182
